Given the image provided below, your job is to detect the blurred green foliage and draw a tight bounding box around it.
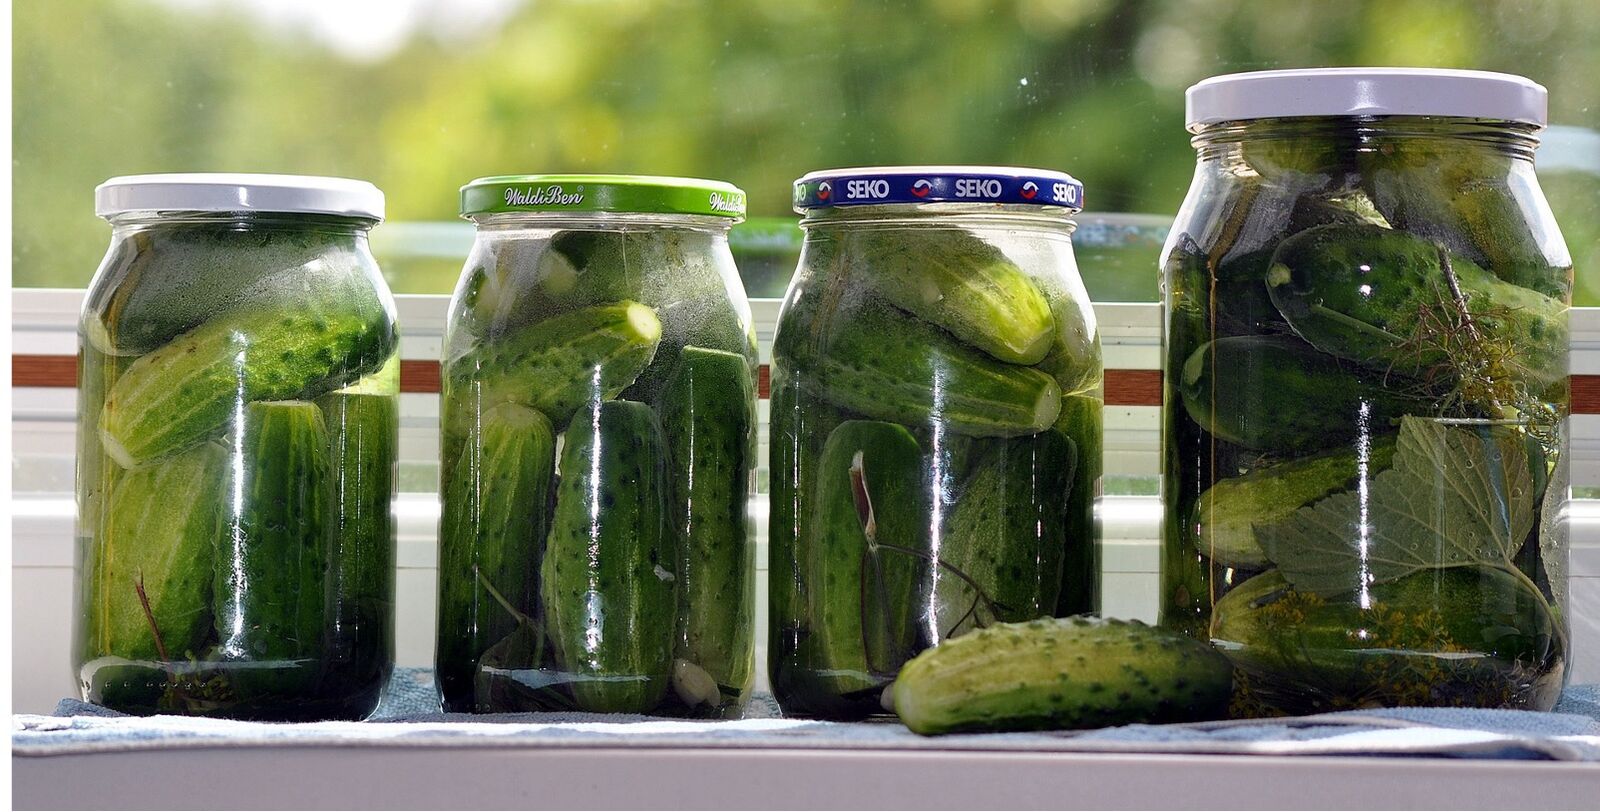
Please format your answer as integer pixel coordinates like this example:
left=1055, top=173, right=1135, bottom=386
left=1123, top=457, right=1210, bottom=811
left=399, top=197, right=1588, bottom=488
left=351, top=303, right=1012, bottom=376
left=14, top=0, right=1599, bottom=301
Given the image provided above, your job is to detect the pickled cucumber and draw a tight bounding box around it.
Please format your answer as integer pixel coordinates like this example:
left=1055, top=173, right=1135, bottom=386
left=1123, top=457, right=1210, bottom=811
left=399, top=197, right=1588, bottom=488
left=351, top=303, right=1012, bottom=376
left=802, top=421, right=929, bottom=712
left=847, top=228, right=1055, bottom=365
left=799, top=303, right=1062, bottom=438
left=541, top=400, right=674, bottom=713
left=86, top=442, right=227, bottom=662
left=214, top=401, right=333, bottom=695
left=100, top=290, right=396, bottom=467
left=444, top=301, right=662, bottom=433
left=933, top=429, right=1077, bottom=639
left=436, top=402, right=556, bottom=712
left=659, top=347, right=756, bottom=706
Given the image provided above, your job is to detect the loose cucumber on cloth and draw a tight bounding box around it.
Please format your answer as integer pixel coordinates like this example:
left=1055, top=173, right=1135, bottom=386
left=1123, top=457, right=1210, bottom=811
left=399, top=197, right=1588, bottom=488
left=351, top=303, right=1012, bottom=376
left=86, top=442, right=228, bottom=662
left=802, top=420, right=930, bottom=710
left=892, top=616, right=1233, bottom=735
left=435, top=402, right=556, bottom=712
left=659, top=347, right=756, bottom=707
left=99, top=287, right=396, bottom=468
left=444, top=301, right=662, bottom=433
left=845, top=228, right=1056, bottom=365
left=933, top=428, right=1077, bottom=639
left=541, top=400, right=675, bottom=713
left=214, top=401, right=333, bottom=693
left=798, top=302, right=1062, bottom=437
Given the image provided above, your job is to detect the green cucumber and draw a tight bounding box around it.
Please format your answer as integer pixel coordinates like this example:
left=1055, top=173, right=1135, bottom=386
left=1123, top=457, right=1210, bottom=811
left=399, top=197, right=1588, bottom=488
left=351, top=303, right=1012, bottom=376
left=933, top=430, right=1077, bottom=639
left=803, top=420, right=930, bottom=708
left=801, top=303, right=1062, bottom=437
left=1179, top=335, right=1426, bottom=453
left=1361, top=144, right=1567, bottom=297
left=659, top=347, right=756, bottom=707
left=892, top=616, right=1233, bottom=735
left=444, top=301, right=662, bottom=433
left=314, top=391, right=399, bottom=692
left=85, top=229, right=369, bottom=357
left=1054, top=394, right=1102, bottom=615
left=99, top=290, right=396, bottom=468
left=541, top=400, right=674, bottom=713
left=1266, top=223, right=1567, bottom=396
left=1193, top=438, right=1398, bottom=570
left=1035, top=296, right=1102, bottom=397
left=1214, top=568, right=1559, bottom=713
left=86, top=441, right=227, bottom=662
left=846, top=228, right=1055, bottom=364
left=214, top=401, right=332, bottom=691
left=435, top=402, right=556, bottom=712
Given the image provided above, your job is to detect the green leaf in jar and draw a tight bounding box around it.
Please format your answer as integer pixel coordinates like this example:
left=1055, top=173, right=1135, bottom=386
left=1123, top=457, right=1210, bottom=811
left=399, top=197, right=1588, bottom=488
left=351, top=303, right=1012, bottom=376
left=1256, top=416, right=1537, bottom=598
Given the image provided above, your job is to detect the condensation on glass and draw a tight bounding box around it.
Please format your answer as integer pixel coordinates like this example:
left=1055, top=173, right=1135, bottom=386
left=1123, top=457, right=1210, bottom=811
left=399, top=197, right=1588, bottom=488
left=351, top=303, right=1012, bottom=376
left=436, top=175, right=758, bottom=717
left=1159, top=69, right=1572, bottom=714
left=769, top=166, right=1104, bottom=720
left=75, top=174, right=399, bottom=720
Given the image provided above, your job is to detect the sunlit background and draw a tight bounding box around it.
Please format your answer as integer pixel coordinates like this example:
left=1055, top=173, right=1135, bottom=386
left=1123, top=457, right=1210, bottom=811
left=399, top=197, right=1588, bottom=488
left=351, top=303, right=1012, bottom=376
left=14, top=0, right=1599, bottom=301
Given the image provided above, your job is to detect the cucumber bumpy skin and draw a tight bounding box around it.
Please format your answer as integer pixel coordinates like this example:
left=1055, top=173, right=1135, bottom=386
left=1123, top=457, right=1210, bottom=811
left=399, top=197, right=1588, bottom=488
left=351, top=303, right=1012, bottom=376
left=801, top=421, right=930, bottom=712
left=799, top=302, right=1062, bottom=438
left=892, top=616, right=1234, bottom=735
left=845, top=227, right=1056, bottom=365
left=659, top=347, right=756, bottom=708
left=541, top=400, right=675, bottom=713
left=933, top=429, right=1077, bottom=639
left=87, top=442, right=228, bottom=663
left=99, top=289, right=396, bottom=468
left=444, top=301, right=662, bottom=433
left=214, top=401, right=333, bottom=695
left=1266, top=223, right=1567, bottom=395
left=1179, top=335, right=1425, bottom=453
left=1054, top=394, right=1102, bottom=615
left=436, top=402, right=557, bottom=712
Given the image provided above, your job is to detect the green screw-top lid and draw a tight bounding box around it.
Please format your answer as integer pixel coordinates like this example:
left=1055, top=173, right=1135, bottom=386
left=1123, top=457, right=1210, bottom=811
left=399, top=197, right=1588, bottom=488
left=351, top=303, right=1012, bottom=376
left=460, top=174, right=746, bottom=219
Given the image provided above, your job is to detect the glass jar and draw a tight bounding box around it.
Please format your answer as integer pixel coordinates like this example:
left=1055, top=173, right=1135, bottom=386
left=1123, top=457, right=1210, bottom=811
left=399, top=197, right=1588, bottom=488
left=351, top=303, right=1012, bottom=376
left=438, top=175, right=757, bottom=716
left=771, top=167, right=1102, bottom=719
left=76, top=174, right=399, bottom=720
left=1160, top=69, right=1571, bottom=714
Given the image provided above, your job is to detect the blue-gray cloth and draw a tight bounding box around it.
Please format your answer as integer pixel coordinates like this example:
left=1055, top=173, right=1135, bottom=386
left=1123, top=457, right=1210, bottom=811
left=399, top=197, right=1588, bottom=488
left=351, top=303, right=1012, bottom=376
left=16, top=670, right=1600, bottom=761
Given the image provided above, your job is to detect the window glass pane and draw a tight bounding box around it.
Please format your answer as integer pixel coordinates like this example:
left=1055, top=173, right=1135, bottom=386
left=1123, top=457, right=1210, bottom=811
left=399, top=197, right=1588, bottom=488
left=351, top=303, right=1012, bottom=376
left=13, top=0, right=1600, bottom=302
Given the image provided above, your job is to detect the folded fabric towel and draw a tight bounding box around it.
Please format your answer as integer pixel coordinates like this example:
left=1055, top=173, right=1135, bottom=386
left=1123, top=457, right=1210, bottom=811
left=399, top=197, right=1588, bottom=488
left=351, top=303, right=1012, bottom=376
left=17, top=672, right=1600, bottom=762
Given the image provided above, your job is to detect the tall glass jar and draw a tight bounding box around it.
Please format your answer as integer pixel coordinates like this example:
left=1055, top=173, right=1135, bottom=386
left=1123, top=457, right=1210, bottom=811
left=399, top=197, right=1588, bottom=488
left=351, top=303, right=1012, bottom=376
left=76, top=174, right=399, bottom=720
left=437, top=175, right=757, bottom=717
left=1160, top=69, right=1571, bottom=714
left=771, top=167, right=1102, bottom=720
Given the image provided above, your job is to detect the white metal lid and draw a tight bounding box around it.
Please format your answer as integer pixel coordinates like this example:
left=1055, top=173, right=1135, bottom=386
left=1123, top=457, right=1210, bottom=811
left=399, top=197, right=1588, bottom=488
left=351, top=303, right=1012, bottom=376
left=1186, top=68, right=1548, bottom=131
left=95, top=173, right=385, bottom=220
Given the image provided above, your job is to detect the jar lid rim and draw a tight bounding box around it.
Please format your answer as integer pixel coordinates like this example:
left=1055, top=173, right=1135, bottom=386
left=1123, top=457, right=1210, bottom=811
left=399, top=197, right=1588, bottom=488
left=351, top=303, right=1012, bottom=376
left=793, top=166, right=1084, bottom=212
left=96, top=173, right=384, bottom=220
left=1186, top=68, right=1548, bottom=130
left=460, top=175, right=746, bottom=219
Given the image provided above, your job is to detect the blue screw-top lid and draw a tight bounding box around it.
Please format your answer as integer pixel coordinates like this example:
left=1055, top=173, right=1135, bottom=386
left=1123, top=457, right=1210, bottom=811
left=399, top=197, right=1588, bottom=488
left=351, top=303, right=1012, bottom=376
left=793, top=166, right=1084, bottom=212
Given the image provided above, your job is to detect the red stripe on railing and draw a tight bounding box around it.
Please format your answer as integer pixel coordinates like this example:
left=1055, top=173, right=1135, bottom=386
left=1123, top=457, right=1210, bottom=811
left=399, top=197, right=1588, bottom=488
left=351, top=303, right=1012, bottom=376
left=17, top=355, right=1600, bottom=414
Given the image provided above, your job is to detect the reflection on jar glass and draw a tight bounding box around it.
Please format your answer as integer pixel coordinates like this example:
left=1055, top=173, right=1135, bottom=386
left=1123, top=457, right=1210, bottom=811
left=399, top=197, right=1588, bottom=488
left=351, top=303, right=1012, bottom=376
left=1161, top=69, right=1571, bottom=715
